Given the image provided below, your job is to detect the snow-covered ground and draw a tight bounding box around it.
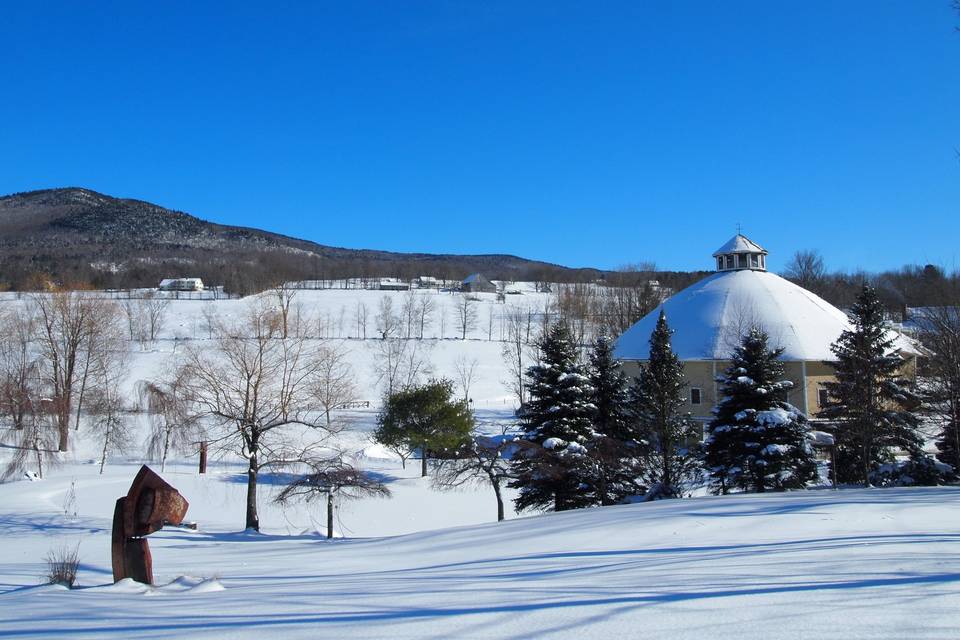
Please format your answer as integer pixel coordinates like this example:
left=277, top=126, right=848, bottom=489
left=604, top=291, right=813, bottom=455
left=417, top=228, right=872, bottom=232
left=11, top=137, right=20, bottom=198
left=1, top=285, right=958, bottom=638
left=1, top=462, right=957, bottom=638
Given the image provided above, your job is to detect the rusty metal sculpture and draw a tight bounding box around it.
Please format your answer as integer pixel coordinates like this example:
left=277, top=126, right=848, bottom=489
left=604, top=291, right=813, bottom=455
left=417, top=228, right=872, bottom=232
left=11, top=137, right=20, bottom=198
left=111, top=465, right=189, bottom=584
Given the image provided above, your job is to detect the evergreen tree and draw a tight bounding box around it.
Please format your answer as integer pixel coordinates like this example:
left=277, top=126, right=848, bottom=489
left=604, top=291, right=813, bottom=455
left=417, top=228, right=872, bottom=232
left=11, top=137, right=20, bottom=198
left=509, top=323, right=597, bottom=512
left=629, top=311, right=702, bottom=498
left=704, top=328, right=817, bottom=494
left=586, top=334, right=642, bottom=504
left=374, top=379, right=474, bottom=478
left=821, top=285, right=923, bottom=486
left=935, top=414, right=960, bottom=481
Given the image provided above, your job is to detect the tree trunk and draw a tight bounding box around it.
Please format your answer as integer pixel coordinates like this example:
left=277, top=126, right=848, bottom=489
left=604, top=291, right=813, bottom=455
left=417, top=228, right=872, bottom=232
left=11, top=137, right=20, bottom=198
left=327, top=492, right=334, bottom=539
left=57, top=420, right=69, bottom=452
left=99, top=425, right=109, bottom=475
left=198, top=441, right=208, bottom=474
left=862, top=437, right=872, bottom=487
left=661, top=441, right=672, bottom=497
left=246, top=451, right=259, bottom=531
left=492, top=479, right=504, bottom=522
left=74, top=345, right=94, bottom=432
left=421, top=445, right=428, bottom=478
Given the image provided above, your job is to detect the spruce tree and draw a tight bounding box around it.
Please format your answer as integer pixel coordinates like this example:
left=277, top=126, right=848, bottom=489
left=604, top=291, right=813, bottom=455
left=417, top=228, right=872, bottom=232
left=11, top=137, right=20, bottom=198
left=821, top=285, right=923, bottom=486
left=629, top=311, right=702, bottom=498
left=509, top=323, right=597, bottom=512
left=586, top=334, right=642, bottom=504
left=704, top=328, right=816, bottom=494
left=935, top=414, right=960, bottom=481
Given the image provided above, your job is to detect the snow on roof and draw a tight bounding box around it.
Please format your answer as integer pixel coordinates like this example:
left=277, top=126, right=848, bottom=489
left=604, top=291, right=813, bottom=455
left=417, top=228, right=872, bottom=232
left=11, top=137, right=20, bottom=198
left=712, top=234, right=767, bottom=257
left=614, top=269, right=918, bottom=362
left=463, top=273, right=485, bottom=284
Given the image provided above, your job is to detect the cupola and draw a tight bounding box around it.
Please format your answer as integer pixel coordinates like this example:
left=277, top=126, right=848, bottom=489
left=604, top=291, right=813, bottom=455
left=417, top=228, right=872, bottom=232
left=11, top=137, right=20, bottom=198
left=712, top=234, right=768, bottom=272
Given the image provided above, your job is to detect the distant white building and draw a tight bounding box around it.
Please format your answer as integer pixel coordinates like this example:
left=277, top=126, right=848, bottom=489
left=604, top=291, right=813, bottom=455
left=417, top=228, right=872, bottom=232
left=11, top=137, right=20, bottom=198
left=417, top=276, right=439, bottom=288
left=159, top=277, right=204, bottom=292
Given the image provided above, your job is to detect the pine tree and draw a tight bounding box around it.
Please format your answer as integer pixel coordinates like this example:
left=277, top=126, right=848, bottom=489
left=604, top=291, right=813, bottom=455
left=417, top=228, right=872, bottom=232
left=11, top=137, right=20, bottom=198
left=586, top=334, right=642, bottom=504
left=629, top=311, right=702, bottom=498
left=935, top=414, right=960, bottom=481
left=821, top=285, right=923, bottom=486
left=704, top=328, right=816, bottom=494
left=509, top=323, right=597, bottom=512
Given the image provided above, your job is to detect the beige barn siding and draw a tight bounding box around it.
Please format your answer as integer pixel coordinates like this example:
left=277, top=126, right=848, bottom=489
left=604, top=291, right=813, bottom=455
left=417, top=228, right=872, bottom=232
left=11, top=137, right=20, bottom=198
left=616, top=357, right=919, bottom=422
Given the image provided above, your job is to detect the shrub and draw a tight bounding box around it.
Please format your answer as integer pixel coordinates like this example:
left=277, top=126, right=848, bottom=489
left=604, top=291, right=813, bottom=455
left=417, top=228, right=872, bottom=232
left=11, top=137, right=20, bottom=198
left=44, top=544, right=79, bottom=588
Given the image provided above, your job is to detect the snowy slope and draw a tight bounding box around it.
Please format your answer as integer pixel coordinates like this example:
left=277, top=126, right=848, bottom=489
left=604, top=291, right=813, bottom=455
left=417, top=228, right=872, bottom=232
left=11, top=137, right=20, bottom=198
left=0, top=464, right=957, bottom=639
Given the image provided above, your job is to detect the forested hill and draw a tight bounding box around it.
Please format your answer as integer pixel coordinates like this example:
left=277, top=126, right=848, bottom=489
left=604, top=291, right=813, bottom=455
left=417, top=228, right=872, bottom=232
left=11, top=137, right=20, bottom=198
left=0, top=188, right=601, bottom=293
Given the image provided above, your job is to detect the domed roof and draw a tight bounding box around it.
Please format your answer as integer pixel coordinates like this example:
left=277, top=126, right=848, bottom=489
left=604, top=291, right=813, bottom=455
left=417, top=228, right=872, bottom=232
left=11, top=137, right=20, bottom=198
left=712, top=234, right=767, bottom=257
left=613, top=269, right=916, bottom=362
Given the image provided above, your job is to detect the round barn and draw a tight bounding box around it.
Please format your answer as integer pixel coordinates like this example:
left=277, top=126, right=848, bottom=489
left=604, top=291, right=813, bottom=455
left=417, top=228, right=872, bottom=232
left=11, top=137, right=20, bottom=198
left=613, top=234, right=919, bottom=424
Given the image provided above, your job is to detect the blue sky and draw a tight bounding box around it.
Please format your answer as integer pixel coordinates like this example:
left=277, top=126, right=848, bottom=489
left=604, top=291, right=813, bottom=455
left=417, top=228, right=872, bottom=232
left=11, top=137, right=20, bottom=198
left=1, top=2, right=957, bottom=273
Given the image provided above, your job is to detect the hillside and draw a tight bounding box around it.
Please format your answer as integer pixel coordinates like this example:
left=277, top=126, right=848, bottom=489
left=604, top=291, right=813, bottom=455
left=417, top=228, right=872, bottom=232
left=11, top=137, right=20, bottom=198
left=0, top=284, right=956, bottom=638
left=0, top=188, right=600, bottom=292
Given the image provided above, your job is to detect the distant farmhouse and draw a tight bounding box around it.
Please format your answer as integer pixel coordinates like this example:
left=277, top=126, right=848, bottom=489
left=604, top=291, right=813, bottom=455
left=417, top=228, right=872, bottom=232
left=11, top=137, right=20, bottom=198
left=461, top=273, right=496, bottom=293
left=614, top=234, right=920, bottom=424
left=417, top=276, right=440, bottom=288
left=378, top=278, right=411, bottom=291
left=159, top=277, right=204, bottom=292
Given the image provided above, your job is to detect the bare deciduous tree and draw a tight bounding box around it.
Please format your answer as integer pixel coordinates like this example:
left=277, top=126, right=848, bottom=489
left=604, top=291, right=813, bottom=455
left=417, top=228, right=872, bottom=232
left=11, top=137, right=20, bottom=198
left=89, top=362, right=133, bottom=475
left=370, top=337, right=434, bottom=396
left=313, top=342, right=359, bottom=428
left=173, top=299, right=337, bottom=531
left=0, top=307, right=38, bottom=432
left=73, top=302, right=124, bottom=432
left=416, top=294, right=435, bottom=339
left=401, top=291, right=418, bottom=339
left=271, top=283, right=299, bottom=339
left=140, top=370, right=202, bottom=472
left=783, top=250, right=826, bottom=292
left=121, top=293, right=169, bottom=346
left=501, top=306, right=531, bottom=407
left=354, top=301, right=369, bottom=339
left=433, top=431, right=514, bottom=522
left=31, top=290, right=123, bottom=451
left=456, top=294, right=478, bottom=340
left=454, top=355, right=480, bottom=403
left=916, top=300, right=960, bottom=473
left=0, top=308, right=57, bottom=481
left=375, top=296, right=399, bottom=340
left=274, top=454, right=390, bottom=538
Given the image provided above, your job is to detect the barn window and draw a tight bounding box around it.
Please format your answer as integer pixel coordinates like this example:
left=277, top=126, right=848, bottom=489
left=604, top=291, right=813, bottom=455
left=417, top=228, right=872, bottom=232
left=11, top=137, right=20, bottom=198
left=818, top=388, right=830, bottom=407
left=690, top=388, right=702, bottom=405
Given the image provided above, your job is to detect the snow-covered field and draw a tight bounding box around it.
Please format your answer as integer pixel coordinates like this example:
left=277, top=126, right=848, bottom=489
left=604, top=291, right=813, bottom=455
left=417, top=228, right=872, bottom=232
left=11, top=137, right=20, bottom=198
left=1, top=285, right=959, bottom=638
left=1, top=464, right=958, bottom=639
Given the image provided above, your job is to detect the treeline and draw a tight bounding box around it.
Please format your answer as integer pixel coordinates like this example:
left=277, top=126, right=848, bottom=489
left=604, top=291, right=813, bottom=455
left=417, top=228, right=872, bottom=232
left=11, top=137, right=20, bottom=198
left=0, top=247, right=609, bottom=296
left=783, top=250, right=960, bottom=314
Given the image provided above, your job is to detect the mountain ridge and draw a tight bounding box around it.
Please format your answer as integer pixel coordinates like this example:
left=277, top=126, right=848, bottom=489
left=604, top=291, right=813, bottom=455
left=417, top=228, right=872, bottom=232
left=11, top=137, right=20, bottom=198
left=0, top=187, right=599, bottom=292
